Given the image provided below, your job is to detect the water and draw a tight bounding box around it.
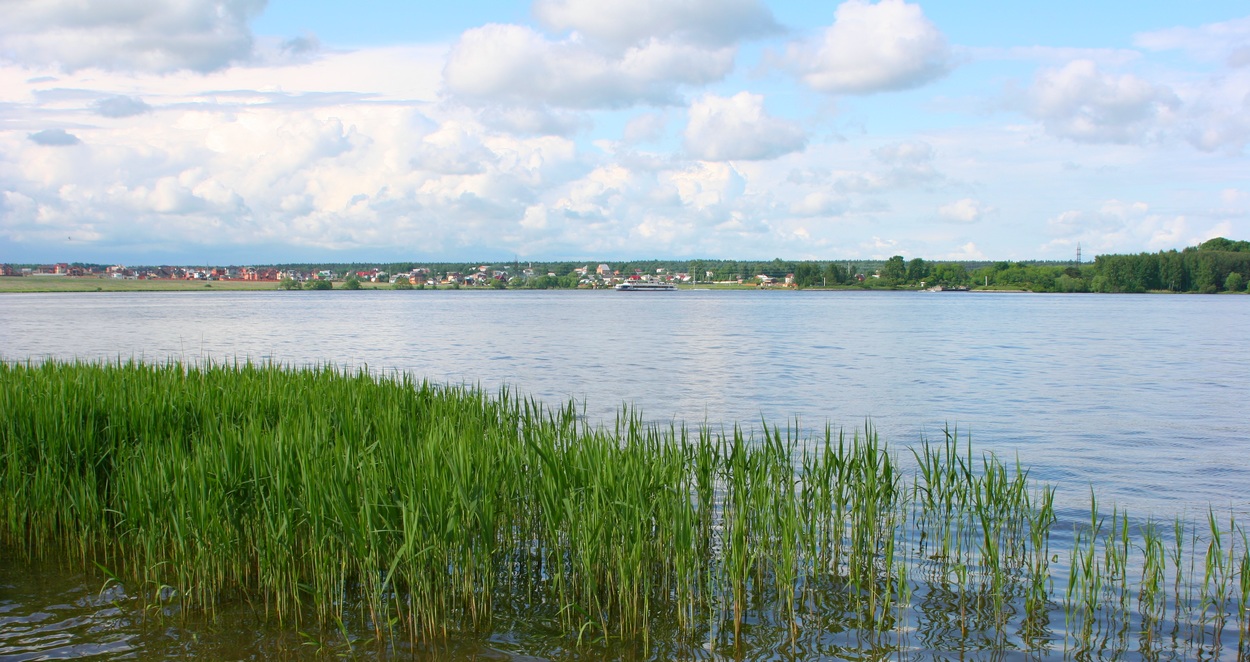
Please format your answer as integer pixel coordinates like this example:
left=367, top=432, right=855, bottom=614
left=2, top=288, right=1248, bottom=658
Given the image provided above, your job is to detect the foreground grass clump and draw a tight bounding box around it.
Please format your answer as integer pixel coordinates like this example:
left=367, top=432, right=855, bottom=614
left=1, top=360, right=1246, bottom=658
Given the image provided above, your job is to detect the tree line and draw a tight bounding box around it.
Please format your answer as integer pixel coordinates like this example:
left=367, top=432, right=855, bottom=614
left=1088, top=238, right=1250, bottom=293
left=50, top=237, right=1250, bottom=294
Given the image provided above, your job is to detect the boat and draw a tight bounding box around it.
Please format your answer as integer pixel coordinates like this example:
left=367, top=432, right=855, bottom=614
left=614, top=281, right=677, bottom=292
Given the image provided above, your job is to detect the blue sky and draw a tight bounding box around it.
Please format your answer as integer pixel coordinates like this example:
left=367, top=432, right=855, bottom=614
left=2, top=1, right=1248, bottom=264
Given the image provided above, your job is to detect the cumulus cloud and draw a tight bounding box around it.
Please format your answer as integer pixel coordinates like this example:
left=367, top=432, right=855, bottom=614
left=443, top=24, right=735, bottom=108
left=409, top=122, right=496, bottom=175
left=669, top=162, right=751, bottom=222
left=938, top=198, right=990, bottom=223
left=533, top=0, right=779, bottom=49
left=785, top=0, right=951, bottom=94
left=0, top=0, right=266, bottom=73
left=1024, top=60, right=1180, bottom=144
left=28, top=128, right=81, bottom=146
left=684, top=92, right=806, bottom=161
left=95, top=95, right=151, bottom=118
left=1042, top=200, right=1199, bottom=254
left=0, top=100, right=598, bottom=259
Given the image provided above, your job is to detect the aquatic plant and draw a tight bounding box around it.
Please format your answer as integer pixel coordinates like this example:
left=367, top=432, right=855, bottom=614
left=1, top=359, right=1246, bottom=658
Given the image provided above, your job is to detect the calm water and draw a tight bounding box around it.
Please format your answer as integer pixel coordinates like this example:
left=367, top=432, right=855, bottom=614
left=2, top=289, right=1248, bottom=658
left=3, top=289, right=1246, bottom=516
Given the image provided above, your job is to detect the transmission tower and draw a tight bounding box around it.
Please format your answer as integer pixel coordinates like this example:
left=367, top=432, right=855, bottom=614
left=1075, top=243, right=1082, bottom=264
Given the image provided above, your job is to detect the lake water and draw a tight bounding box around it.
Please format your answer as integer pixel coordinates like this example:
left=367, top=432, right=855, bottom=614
left=3, top=289, right=1246, bottom=518
left=2, top=289, right=1248, bottom=659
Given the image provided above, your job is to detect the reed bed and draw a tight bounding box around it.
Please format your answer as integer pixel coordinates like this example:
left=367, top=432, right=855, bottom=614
left=1, top=360, right=1245, bottom=658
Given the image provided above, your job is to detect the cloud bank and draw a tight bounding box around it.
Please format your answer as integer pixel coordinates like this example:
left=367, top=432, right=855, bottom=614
left=1, top=1, right=1245, bottom=265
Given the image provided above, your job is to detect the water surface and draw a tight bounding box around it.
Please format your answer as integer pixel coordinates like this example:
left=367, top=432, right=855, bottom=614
left=2, top=288, right=1248, bottom=660
left=4, top=289, right=1244, bottom=517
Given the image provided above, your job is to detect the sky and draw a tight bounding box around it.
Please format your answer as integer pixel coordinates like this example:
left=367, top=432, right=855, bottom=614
left=2, top=1, right=1248, bottom=265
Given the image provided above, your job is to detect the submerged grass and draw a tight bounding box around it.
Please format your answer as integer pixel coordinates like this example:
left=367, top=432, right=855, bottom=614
left=1, top=359, right=1246, bottom=658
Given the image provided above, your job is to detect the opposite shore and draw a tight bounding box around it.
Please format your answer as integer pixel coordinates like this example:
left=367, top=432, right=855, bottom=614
left=4, top=236, right=1250, bottom=294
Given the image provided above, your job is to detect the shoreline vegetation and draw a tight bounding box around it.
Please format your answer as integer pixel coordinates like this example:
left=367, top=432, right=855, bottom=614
left=4, top=237, right=1250, bottom=295
left=2, top=360, right=1247, bottom=658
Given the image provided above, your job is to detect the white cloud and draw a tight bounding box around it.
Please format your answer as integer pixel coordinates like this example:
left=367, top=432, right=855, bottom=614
left=533, top=0, right=778, bottom=49
left=1135, top=16, right=1250, bottom=67
left=443, top=24, right=735, bottom=109
left=0, top=0, right=265, bottom=73
left=683, top=92, right=806, bottom=161
left=1220, top=187, right=1249, bottom=209
left=790, top=191, right=847, bottom=217
left=1042, top=200, right=1205, bottom=255
left=622, top=112, right=670, bottom=143
left=785, top=0, right=951, bottom=94
left=1174, top=68, right=1250, bottom=153
left=2, top=45, right=445, bottom=115
left=837, top=139, right=940, bottom=190
left=0, top=98, right=592, bottom=258
left=938, top=198, right=990, bottom=223
left=872, top=140, right=933, bottom=165
left=939, top=242, right=985, bottom=260
left=1025, top=60, right=1180, bottom=143
left=667, top=162, right=746, bottom=213
left=476, top=106, right=589, bottom=137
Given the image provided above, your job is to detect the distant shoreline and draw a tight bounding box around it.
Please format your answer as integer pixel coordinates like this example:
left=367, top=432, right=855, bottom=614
left=4, top=276, right=1242, bottom=295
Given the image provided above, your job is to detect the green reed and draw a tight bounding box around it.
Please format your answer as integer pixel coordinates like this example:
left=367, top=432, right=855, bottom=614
left=2, top=360, right=1247, bottom=659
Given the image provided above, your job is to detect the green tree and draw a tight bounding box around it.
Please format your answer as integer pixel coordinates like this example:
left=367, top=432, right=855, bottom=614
left=306, top=279, right=332, bottom=291
left=906, top=258, right=929, bottom=283
left=1192, top=255, right=1219, bottom=294
left=1159, top=251, right=1186, bottom=291
left=1197, top=237, right=1250, bottom=252
left=393, top=275, right=413, bottom=290
left=929, top=263, right=968, bottom=286
left=881, top=255, right=906, bottom=283
left=342, top=277, right=362, bottom=290
left=793, top=262, right=821, bottom=288
left=824, top=262, right=847, bottom=285
left=1225, top=272, right=1245, bottom=293
left=278, top=277, right=301, bottom=290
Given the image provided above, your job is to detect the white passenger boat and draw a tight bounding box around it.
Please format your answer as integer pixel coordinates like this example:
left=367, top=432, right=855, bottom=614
left=614, top=281, right=677, bottom=291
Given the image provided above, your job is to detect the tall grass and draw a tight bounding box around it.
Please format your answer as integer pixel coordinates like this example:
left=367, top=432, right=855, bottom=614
left=1, top=360, right=1246, bottom=658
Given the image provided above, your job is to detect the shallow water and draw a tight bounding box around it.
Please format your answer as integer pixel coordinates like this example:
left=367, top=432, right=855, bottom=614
left=2, top=288, right=1248, bottom=659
